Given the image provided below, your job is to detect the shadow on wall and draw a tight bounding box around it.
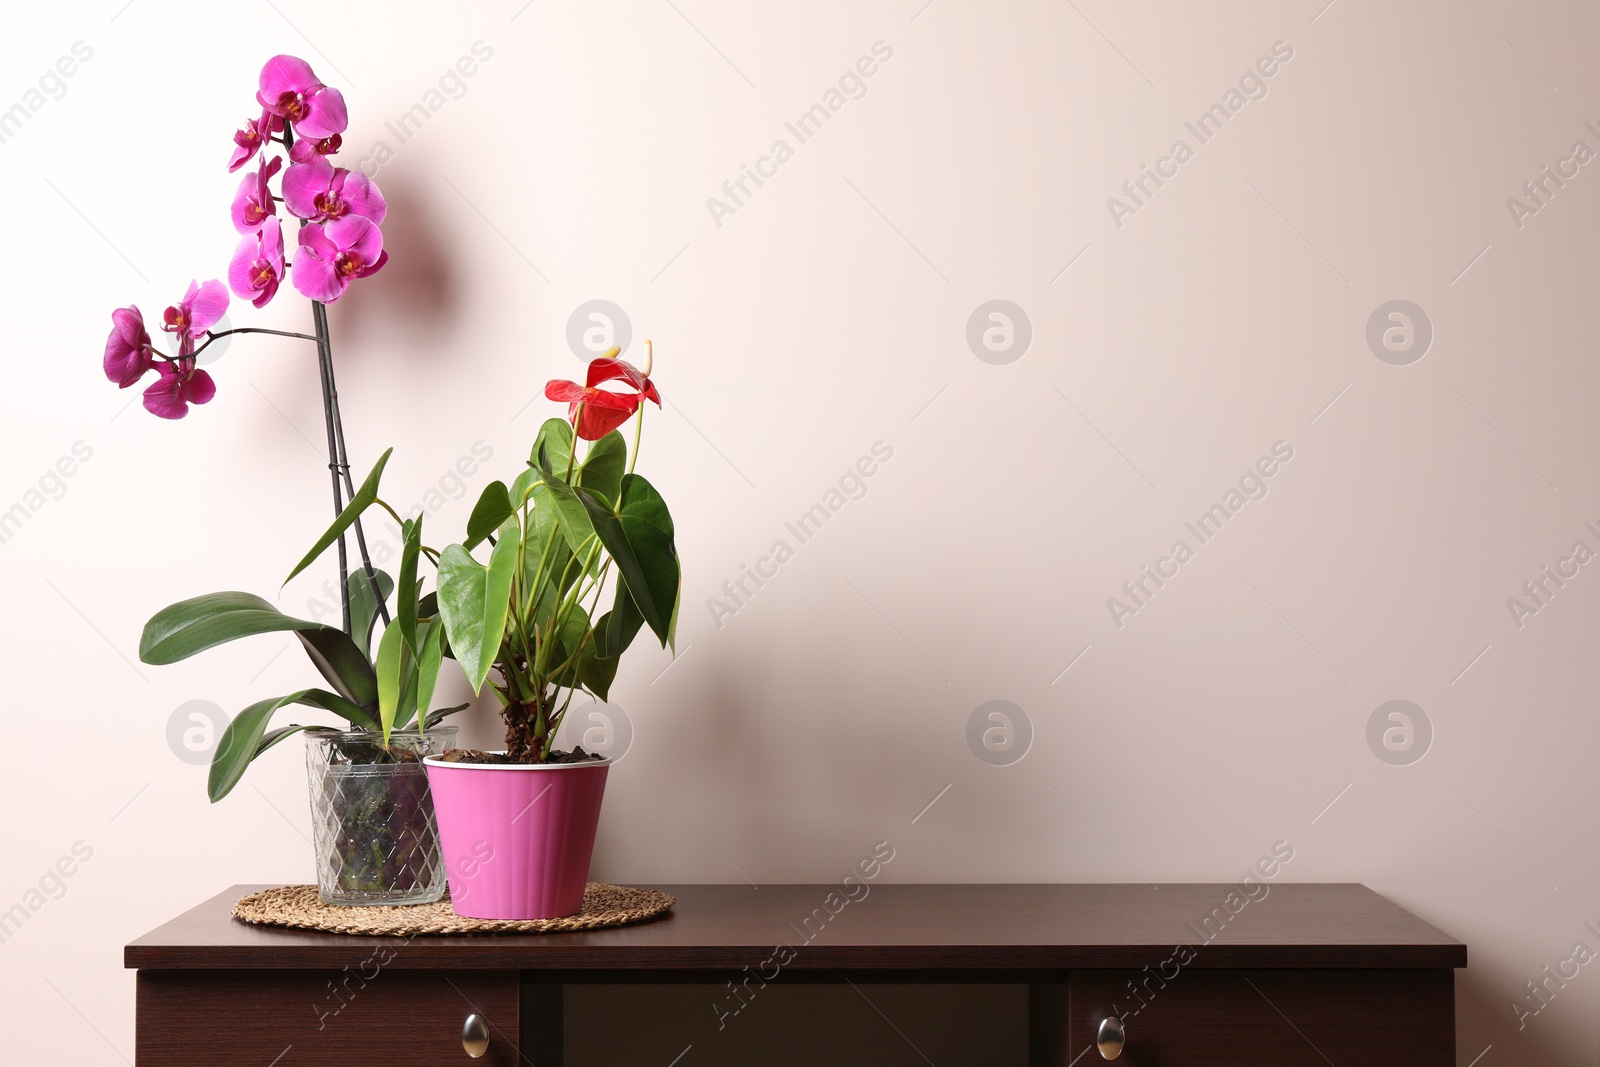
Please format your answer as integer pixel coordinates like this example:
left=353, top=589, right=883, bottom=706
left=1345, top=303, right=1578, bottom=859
left=326, top=172, right=464, bottom=356
left=1455, top=960, right=1568, bottom=1064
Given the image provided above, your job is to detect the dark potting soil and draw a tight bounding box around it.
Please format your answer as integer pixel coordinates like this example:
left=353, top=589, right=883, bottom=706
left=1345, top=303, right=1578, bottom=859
left=436, top=747, right=603, bottom=765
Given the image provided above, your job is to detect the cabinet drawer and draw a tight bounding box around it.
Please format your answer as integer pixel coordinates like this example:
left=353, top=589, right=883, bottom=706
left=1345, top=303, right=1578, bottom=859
left=137, top=969, right=520, bottom=1066
left=1068, top=969, right=1453, bottom=1066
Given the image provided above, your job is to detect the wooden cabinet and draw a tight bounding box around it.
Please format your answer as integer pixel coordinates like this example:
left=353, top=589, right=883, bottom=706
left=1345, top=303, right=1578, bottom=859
left=135, top=970, right=520, bottom=1067
left=127, top=884, right=1465, bottom=1065
left=1068, top=969, right=1456, bottom=1065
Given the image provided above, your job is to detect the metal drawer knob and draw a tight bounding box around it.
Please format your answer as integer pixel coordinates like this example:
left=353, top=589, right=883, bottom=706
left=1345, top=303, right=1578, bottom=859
left=1096, top=1015, right=1125, bottom=1059
left=462, top=1013, right=490, bottom=1058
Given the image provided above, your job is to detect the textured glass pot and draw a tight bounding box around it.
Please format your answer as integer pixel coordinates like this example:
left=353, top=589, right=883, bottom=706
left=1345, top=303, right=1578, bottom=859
left=304, top=727, right=457, bottom=906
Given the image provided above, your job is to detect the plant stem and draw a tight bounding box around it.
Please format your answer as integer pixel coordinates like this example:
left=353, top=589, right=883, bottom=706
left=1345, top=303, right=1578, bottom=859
left=313, top=298, right=391, bottom=632
left=190, top=327, right=319, bottom=359
left=307, top=297, right=353, bottom=634
left=282, top=119, right=387, bottom=642
left=628, top=403, right=645, bottom=475
left=564, top=404, right=583, bottom=477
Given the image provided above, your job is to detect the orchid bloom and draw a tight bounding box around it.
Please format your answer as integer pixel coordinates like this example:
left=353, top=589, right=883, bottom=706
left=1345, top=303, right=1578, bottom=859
left=289, top=133, right=342, bottom=164
left=291, top=216, right=387, bottom=302
left=143, top=359, right=217, bottom=420
left=544, top=354, right=662, bottom=440
left=257, top=55, right=347, bottom=140
left=283, top=158, right=386, bottom=224
left=228, top=109, right=281, bottom=172
left=103, top=306, right=154, bottom=387
left=228, top=218, right=285, bottom=308
left=161, top=279, right=230, bottom=357
left=231, top=155, right=282, bottom=234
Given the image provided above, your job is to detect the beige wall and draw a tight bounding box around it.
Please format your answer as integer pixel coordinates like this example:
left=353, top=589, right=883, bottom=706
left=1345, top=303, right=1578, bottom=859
left=1, top=0, right=1596, bottom=1062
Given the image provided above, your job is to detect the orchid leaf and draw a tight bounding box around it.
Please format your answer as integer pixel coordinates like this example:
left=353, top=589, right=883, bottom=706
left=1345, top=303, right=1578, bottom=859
left=141, top=592, right=324, bottom=664
left=423, top=702, right=471, bottom=730
left=284, top=447, right=394, bottom=585
left=208, top=688, right=362, bottom=802
left=295, top=628, right=379, bottom=709
left=348, top=569, right=394, bottom=659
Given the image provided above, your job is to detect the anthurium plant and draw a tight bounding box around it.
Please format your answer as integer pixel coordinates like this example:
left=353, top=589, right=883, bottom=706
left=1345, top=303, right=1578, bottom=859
left=113, top=55, right=457, bottom=800
left=435, top=344, right=681, bottom=763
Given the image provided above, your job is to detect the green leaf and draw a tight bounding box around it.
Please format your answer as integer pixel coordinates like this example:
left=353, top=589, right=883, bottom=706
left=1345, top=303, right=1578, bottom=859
left=207, top=689, right=362, bottom=802
left=578, top=430, right=627, bottom=506
left=256, top=724, right=316, bottom=759
left=375, top=617, right=406, bottom=744
left=666, top=578, right=681, bottom=654
left=302, top=688, right=377, bottom=731
left=141, top=592, right=325, bottom=665
left=619, top=472, right=675, bottom=537
left=531, top=418, right=575, bottom=481
left=295, top=628, right=379, bottom=709
left=532, top=470, right=597, bottom=558
left=414, top=621, right=445, bottom=728
left=284, top=448, right=394, bottom=585
left=397, top=519, right=422, bottom=652
left=465, top=481, right=513, bottom=549
left=601, top=579, right=645, bottom=659
left=542, top=604, right=591, bottom=688
left=579, top=618, right=620, bottom=700
left=348, top=569, right=394, bottom=659
left=437, top=520, right=519, bottom=694
left=577, top=478, right=680, bottom=646
left=422, top=702, right=471, bottom=731
left=509, top=467, right=540, bottom=508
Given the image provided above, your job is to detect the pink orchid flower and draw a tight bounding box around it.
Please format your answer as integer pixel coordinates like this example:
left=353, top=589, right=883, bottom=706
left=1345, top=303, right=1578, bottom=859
left=143, top=359, right=217, bottom=420
left=228, top=109, right=281, bottom=172
left=161, top=279, right=230, bottom=357
left=228, top=218, right=285, bottom=308
left=231, top=155, right=283, bottom=235
left=292, top=217, right=387, bottom=302
left=256, top=55, right=347, bottom=141
left=282, top=158, right=386, bottom=224
left=103, top=305, right=154, bottom=387
left=289, top=132, right=342, bottom=164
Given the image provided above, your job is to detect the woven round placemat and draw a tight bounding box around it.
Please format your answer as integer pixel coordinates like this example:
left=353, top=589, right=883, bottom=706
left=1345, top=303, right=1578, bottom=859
left=233, top=883, right=675, bottom=936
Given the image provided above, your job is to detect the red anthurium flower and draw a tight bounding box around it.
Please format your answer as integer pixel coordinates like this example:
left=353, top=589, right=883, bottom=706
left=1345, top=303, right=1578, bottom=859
left=544, top=356, right=662, bottom=441
left=228, top=109, right=281, bottom=172
left=289, top=132, right=342, bottom=164
left=103, top=305, right=153, bottom=387
left=143, top=358, right=216, bottom=420
left=256, top=55, right=347, bottom=140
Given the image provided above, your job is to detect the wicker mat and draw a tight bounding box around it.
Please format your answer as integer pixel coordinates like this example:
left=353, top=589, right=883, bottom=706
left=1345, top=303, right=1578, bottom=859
left=233, top=883, right=675, bottom=936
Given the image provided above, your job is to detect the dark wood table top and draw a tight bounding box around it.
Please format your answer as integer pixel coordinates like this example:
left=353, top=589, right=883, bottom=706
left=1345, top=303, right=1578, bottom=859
left=125, top=883, right=1466, bottom=972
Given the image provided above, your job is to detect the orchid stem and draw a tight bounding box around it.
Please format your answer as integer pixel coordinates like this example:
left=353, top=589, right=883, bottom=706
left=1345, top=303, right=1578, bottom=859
left=285, top=118, right=388, bottom=639
left=313, top=297, right=390, bottom=632
left=308, top=295, right=352, bottom=636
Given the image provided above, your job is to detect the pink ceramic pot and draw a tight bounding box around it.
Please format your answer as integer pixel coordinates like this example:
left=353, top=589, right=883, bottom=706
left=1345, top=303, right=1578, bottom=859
left=423, top=755, right=611, bottom=920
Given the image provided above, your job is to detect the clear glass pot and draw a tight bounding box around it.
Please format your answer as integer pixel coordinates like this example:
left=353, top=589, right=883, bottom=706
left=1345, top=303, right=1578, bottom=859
left=303, top=726, right=458, bottom=906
